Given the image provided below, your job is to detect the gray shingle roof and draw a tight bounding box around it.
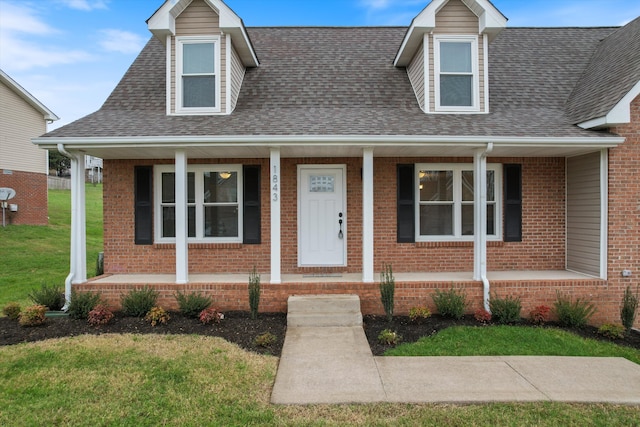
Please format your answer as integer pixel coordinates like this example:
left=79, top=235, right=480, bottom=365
left=565, top=16, right=640, bottom=124
left=45, top=25, right=623, bottom=139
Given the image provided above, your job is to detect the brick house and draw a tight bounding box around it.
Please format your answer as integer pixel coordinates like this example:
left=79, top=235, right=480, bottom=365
left=1, top=70, right=59, bottom=225
left=34, top=0, right=639, bottom=326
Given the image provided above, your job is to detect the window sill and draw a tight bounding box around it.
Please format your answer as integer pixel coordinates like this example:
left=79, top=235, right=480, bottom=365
left=154, top=243, right=243, bottom=250
left=415, top=241, right=505, bottom=248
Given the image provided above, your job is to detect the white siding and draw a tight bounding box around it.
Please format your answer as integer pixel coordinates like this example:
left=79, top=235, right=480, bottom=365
left=229, top=43, right=245, bottom=112
left=566, top=152, right=602, bottom=277
left=407, top=43, right=425, bottom=111
left=0, top=81, right=47, bottom=174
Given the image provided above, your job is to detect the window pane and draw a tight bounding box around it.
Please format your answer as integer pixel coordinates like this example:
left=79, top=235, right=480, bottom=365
left=162, top=206, right=175, bottom=238
left=462, top=171, right=474, bottom=201
left=204, top=171, right=238, bottom=203
left=420, top=170, right=453, bottom=201
left=162, top=173, right=175, bottom=203
left=440, top=75, right=472, bottom=106
left=462, top=204, right=474, bottom=235
left=487, top=204, right=495, bottom=235
left=188, top=173, right=195, bottom=204
left=205, top=206, right=238, bottom=237
left=188, top=206, right=196, bottom=238
left=487, top=171, right=495, bottom=202
left=310, top=175, right=335, bottom=193
left=183, top=76, right=216, bottom=108
left=183, top=43, right=214, bottom=74
left=440, top=42, right=471, bottom=73
left=420, top=205, right=453, bottom=235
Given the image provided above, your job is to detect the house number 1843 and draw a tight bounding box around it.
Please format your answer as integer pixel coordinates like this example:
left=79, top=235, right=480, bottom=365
left=272, top=166, right=279, bottom=202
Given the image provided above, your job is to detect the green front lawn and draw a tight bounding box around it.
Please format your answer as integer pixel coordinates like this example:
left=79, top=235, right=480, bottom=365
left=0, top=184, right=103, bottom=308
left=385, top=325, right=640, bottom=364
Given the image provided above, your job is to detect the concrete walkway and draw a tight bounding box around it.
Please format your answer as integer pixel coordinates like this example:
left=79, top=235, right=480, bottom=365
left=271, top=325, right=640, bottom=405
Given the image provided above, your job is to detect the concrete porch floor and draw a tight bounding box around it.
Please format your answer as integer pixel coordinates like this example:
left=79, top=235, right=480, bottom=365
left=90, top=270, right=595, bottom=284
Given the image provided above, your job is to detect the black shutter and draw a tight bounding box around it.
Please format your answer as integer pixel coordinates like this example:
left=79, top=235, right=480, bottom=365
left=504, top=164, right=522, bottom=242
left=243, top=165, right=261, bottom=244
left=134, top=166, right=153, bottom=245
left=397, top=164, right=415, bottom=243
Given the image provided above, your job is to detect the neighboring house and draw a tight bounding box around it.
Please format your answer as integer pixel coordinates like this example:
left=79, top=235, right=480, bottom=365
left=0, top=70, right=59, bottom=225
left=34, top=0, right=639, bottom=327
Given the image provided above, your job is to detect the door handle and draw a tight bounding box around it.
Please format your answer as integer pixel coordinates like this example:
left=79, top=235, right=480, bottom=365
left=338, top=212, right=343, bottom=239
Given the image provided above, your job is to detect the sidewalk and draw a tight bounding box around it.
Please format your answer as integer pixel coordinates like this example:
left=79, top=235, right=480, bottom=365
left=271, top=325, right=640, bottom=405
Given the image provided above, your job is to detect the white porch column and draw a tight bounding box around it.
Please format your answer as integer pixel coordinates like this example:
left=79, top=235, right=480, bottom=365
left=71, top=153, right=86, bottom=285
left=270, top=148, right=281, bottom=284
left=473, top=148, right=488, bottom=281
left=362, top=148, right=374, bottom=283
left=175, top=150, right=189, bottom=284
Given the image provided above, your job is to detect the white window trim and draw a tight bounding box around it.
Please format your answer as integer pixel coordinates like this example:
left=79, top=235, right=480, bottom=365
left=175, top=36, right=221, bottom=115
left=434, top=35, right=480, bottom=113
left=154, top=164, right=243, bottom=244
left=415, top=163, right=502, bottom=242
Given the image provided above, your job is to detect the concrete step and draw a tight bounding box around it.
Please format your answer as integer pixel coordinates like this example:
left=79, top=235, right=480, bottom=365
left=287, top=294, right=363, bottom=327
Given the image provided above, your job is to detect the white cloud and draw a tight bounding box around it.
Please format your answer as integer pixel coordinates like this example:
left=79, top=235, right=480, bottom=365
left=99, top=29, right=146, bottom=54
left=56, top=0, right=109, bottom=11
left=0, top=2, right=57, bottom=36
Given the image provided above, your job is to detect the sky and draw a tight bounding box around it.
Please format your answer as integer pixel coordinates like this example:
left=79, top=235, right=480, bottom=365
left=1, top=0, right=639, bottom=131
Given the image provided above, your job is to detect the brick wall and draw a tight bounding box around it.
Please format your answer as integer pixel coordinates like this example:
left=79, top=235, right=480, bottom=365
left=0, top=170, right=47, bottom=225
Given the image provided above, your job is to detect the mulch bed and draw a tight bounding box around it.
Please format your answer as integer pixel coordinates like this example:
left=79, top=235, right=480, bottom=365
left=2, top=312, right=639, bottom=357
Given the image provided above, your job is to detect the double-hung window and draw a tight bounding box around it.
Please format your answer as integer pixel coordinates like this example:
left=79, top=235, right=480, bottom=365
left=434, top=36, right=479, bottom=111
left=416, top=164, right=501, bottom=241
left=177, top=36, right=220, bottom=113
left=155, top=165, right=242, bottom=243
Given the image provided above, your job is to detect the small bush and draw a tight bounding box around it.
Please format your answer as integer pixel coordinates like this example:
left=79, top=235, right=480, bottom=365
left=2, top=302, right=21, bottom=320
left=380, top=264, right=395, bottom=322
left=254, top=332, right=277, bottom=347
left=67, top=290, right=102, bottom=320
left=598, top=323, right=625, bottom=340
left=28, top=283, right=65, bottom=311
left=174, top=291, right=212, bottom=318
left=620, top=286, right=638, bottom=330
left=489, top=293, right=522, bottom=324
left=377, top=329, right=401, bottom=346
left=121, top=286, right=159, bottom=317
left=145, top=306, right=170, bottom=326
left=87, top=304, right=114, bottom=326
left=199, top=307, right=224, bottom=325
left=474, top=308, right=492, bottom=324
left=431, top=287, right=467, bottom=320
left=19, top=305, right=46, bottom=327
left=249, top=267, right=260, bottom=320
left=409, top=306, right=431, bottom=322
left=554, top=292, right=597, bottom=328
left=529, top=305, right=551, bottom=325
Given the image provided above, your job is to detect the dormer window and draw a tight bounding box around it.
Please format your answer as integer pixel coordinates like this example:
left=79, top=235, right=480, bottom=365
left=434, top=36, right=479, bottom=112
left=177, top=36, right=220, bottom=113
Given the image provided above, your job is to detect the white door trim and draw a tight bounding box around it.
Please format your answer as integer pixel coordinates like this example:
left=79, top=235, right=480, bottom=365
left=297, top=164, right=347, bottom=267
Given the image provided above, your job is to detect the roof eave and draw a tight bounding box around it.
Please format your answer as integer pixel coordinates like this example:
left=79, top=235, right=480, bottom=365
left=0, top=69, right=60, bottom=122
left=578, top=80, right=640, bottom=129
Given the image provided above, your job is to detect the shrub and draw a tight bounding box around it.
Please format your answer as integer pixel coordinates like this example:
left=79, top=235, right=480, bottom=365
left=598, top=323, right=625, bottom=340
left=408, top=306, right=431, bottom=322
left=67, top=290, right=102, bottom=320
left=254, top=332, right=277, bottom=347
left=121, top=286, right=158, bottom=317
left=431, top=287, right=467, bottom=320
left=2, top=302, right=21, bottom=320
left=199, top=307, right=224, bottom=325
left=620, top=285, right=638, bottom=330
left=248, top=267, right=260, bottom=320
left=28, top=283, right=65, bottom=311
left=489, top=293, right=522, bottom=324
left=19, top=305, right=46, bottom=327
left=377, top=329, right=401, bottom=346
left=529, top=305, right=551, bottom=325
left=380, top=264, right=395, bottom=322
left=553, top=292, right=597, bottom=328
left=87, top=304, right=114, bottom=326
left=174, top=291, right=212, bottom=318
left=474, top=308, right=492, bottom=324
left=145, top=306, right=170, bottom=326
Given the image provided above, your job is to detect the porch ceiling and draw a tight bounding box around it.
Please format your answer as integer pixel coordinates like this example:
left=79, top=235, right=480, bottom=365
left=35, top=135, right=623, bottom=160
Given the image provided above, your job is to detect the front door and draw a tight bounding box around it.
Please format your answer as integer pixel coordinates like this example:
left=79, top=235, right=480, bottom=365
left=298, top=165, right=346, bottom=267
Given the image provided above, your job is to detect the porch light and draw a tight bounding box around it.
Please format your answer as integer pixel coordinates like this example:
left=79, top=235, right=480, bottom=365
left=219, top=171, right=232, bottom=179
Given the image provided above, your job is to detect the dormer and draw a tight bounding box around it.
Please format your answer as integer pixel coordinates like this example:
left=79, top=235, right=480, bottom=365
left=147, top=0, right=259, bottom=115
left=395, top=0, right=507, bottom=114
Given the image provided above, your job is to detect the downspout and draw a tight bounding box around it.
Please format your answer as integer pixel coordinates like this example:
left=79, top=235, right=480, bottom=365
left=479, top=143, right=493, bottom=312
left=57, top=144, right=75, bottom=310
